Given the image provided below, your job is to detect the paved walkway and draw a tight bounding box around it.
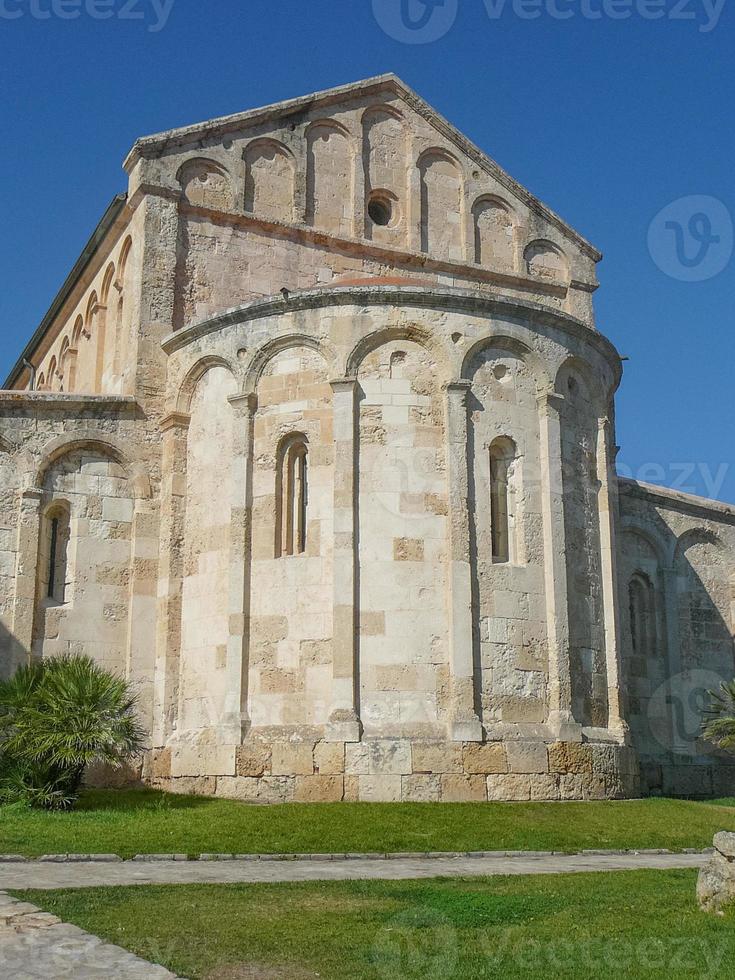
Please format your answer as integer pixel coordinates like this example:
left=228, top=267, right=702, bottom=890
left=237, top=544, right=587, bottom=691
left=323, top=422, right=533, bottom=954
left=0, top=891, right=180, bottom=979
left=0, top=852, right=707, bottom=979
left=0, top=850, right=705, bottom=890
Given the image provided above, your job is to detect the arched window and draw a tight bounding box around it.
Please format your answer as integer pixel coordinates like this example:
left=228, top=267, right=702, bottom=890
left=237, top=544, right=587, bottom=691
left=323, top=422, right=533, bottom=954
left=489, top=437, right=517, bottom=564
left=276, top=434, right=309, bottom=556
left=42, top=502, right=71, bottom=604
left=629, top=572, right=657, bottom=660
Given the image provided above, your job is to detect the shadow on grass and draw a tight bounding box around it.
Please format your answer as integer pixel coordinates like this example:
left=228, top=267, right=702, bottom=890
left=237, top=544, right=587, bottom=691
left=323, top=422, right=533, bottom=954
left=74, top=788, right=214, bottom=813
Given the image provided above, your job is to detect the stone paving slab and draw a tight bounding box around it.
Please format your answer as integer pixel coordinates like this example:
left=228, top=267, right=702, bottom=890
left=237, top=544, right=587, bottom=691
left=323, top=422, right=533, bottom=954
left=0, top=891, right=181, bottom=979
left=0, top=851, right=705, bottom=890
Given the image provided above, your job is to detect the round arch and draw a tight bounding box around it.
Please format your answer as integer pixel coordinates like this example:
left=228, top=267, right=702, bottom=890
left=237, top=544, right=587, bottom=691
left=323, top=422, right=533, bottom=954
left=345, top=323, right=444, bottom=380
left=460, top=333, right=548, bottom=389
left=175, top=355, right=236, bottom=414
left=245, top=334, right=335, bottom=392
left=34, top=433, right=151, bottom=499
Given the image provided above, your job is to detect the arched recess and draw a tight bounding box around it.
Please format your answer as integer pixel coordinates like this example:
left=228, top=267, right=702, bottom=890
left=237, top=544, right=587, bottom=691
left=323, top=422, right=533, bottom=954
left=176, top=355, right=236, bottom=414
left=59, top=337, right=76, bottom=391
left=178, top=157, right=235, bottom=211
left=555, top=357, right=608, bottom=728
left=306, top=120, right=354, bottom=236
left=362, top=105, right=406, bottom=244
left=245, top=333, right=335, bottom=393
left=35, top=433, right=151, bottom=500
left=355, top=336, right=448, bottom=735
left=48, top=356, right=59, bottom=392
left=112, top=236, right=133, bottom=390
left=472, top=195, right=516, bottom=270
left=345, top=323, right=443, bottom=381
left=674, top=527, right=732, bottom=677
left=31, top=442, right=136, bottom=676
left=418, top=148, right=463, bottom=261
left=243, top=138, right=296, bottom=223
left=524, top=239, right=569, bottom=283
left=178, top=363, right=238, bottom=735
left=79, top=290, right=101, bottom=393
left=247, top=342, right=333, bottom=729
left=463, top=339, right=544, bottom=725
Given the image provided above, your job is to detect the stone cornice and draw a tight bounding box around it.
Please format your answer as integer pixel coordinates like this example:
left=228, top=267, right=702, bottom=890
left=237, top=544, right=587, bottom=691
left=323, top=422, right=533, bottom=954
left=619, top=478, right=735, bottom=525
left=161, top=283, right=622, bottom=386
left=0, top=393, right=140, bottom=416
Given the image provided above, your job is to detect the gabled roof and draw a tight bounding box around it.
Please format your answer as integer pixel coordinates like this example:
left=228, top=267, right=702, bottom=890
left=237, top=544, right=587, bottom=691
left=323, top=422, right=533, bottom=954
left=124, top=73, right=601, bottom=261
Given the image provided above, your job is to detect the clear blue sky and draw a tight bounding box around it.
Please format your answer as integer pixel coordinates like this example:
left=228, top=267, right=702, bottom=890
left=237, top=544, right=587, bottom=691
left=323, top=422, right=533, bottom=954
left=1, top=1, right=732, bottom=500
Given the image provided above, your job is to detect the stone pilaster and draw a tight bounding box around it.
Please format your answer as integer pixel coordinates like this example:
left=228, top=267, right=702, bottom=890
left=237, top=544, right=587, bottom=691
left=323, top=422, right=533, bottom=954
left=537, top=390, right=582, bottom=741
left=152, top=411, right=189, bottom=745
left=126, top=500, right=159, bottom=736
left=445, top=381, right=482, bottom=742
left=11, top=487, right=43, bottom=664
left=326, top=379, right=361, bottom=742
left=226, top=392, right=258, bottom=741
left=596, top=416, right=629, bottom=742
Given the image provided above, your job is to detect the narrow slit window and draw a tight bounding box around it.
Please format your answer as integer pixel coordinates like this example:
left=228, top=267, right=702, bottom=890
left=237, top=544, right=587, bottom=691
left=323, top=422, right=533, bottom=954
left=45, top=505, right=70, bottom=604
left=276, top=434, right=309, bottom=556
left=489, top=437, right=517, bottom=564
left=629, top=573, right=657, bottom=660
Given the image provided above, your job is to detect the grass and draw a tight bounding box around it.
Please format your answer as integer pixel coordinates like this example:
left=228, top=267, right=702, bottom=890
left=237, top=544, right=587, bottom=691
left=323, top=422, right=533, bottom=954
left=1, top=789, right=734, bottom=857
left=16, top=870, right=735, bottom=979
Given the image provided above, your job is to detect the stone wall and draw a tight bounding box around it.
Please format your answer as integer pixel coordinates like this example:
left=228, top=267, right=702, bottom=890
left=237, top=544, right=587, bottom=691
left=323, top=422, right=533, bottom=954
left=618, top=480, right=735, bottom=797
left=152, top=736, right=639, bottom=803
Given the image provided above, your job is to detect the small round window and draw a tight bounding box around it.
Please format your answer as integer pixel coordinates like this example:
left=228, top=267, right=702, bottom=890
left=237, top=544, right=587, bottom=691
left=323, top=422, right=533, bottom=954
left=367, top=193, right=394, bottom=227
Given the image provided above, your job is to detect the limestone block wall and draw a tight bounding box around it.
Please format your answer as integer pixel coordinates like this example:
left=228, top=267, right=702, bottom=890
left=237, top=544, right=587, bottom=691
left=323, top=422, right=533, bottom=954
left=147, top=286, right=643, bottom=800
left=618, top=481, right=735, bottom=797
left=465, top=342, right=547, bottom=727
left=126, top=80, right=600, bottom=338
left=248, top=347, right=335, bottom=728
left=178, top=366, right=238, bottom=734
left=357, top=339, right=448, bottom=737
left=0, top=393, right=159, bottom=732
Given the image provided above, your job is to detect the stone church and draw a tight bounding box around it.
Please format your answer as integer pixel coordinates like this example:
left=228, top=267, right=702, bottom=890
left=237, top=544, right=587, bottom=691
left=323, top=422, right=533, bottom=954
left=1, top=75, right=733, bottom=802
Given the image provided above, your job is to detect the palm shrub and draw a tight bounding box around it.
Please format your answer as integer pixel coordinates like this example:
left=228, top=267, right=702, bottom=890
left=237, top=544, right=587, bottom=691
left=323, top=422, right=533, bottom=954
left=0, top=655, right=145, bottom=809
left=702, top=680, right=735, bottom=751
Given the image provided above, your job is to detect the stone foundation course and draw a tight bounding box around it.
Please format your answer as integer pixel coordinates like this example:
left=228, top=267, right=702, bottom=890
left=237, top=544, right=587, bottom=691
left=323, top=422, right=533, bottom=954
left=148, top=738, right=640, bottom=803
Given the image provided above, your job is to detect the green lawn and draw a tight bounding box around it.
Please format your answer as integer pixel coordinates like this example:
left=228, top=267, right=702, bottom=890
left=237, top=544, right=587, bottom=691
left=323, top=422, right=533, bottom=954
left=1, top=789, right=734, bottom=857
left=17, top=870, right=735, bottom=979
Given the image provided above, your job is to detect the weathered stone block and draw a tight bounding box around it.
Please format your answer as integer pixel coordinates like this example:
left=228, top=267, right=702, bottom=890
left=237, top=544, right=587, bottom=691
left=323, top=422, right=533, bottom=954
left=463, top=742, right=508, bottom=775
left=440, top=774, right=487, bottom=802
left=216, top=776, right=294, bottom=804
left=412, top=742, right=463, bottom=774
left=548, top=742, right=593, bottom=776
left=401, top=774, right=441, bottom=802
left=271, top=742, right=315, bottom=776
left=358, top=774, right=402, bottom=802
left=506, top=741, right=549, bottom=774
left=236, top=743, right=271, bottom=777
left=487, top=774, right=532, bottom=801
left=294, top=775, right=344, bottom=802
left=314, top=741, right=345, bottom=774
left=698, top=834, right=735, bottom=913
